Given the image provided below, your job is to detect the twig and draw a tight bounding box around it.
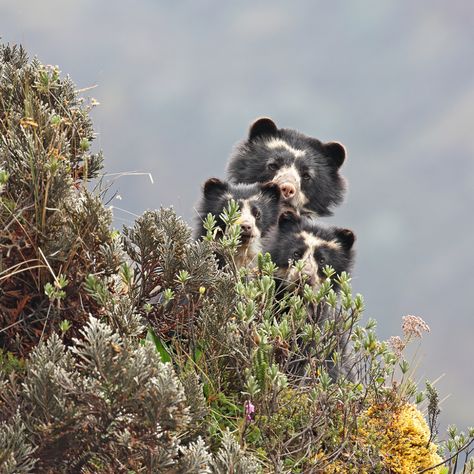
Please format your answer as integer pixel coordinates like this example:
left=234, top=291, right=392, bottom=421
left=418, top=437, right=474, bottom=473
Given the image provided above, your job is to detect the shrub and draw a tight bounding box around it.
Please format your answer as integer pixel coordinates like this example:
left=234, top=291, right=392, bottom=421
left=0, top=43, right=115, bottom=356
left=0, top=317, right=259, bottom=473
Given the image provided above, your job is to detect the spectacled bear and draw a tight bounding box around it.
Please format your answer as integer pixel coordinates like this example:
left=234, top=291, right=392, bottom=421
left=263, top=211, right=356, bottom=380
left=227, top=117, right=347, bottom=217
left=195, top=178, right=282, bottom=268
left=262, top=211, right=355, bottom=291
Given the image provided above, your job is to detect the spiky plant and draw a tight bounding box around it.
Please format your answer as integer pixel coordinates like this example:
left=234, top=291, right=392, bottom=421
left=0, top=317, right=260, bottom=473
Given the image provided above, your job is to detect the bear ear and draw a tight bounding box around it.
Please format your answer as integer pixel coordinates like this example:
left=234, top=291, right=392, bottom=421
left=334, top=228, right=355, bottom=250
left=203, top=178, right=228, bottom=198
left=323, top=141, right=346, bottom=168
left=248, top=117, right=278, bottom=141
left=260, top=182, right=281, bottom=203
left=278, top=210, right=300, bottom=230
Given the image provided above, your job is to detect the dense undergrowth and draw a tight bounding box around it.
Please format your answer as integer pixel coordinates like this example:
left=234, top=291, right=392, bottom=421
left=1, top=43, right=473, bottom=473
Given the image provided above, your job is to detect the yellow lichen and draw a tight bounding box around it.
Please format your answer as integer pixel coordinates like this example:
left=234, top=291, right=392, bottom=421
left=363, top=403, right=444, bottom=473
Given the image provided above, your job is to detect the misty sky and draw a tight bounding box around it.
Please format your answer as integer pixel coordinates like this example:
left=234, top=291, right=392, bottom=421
left=2, top=0, right=474, bottom=429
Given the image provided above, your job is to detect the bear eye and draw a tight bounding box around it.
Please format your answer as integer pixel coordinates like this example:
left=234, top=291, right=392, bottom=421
left=268, top=163, right=279, bottom=171
left=253, top=208, right=261, bottom=220
left=302, top=172, right=311, bottom=181
left=293, top=251, right=302, bottom=260
left=318, top=257, right=326, bottom=265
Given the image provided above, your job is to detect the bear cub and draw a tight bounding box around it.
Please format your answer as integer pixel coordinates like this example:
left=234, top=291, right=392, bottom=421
left=227, top=117, right=347, bottom=217
left=262, top=211, right=355, bottom=291
left=263, top=211, right=356, bottom=380
left=196, top=178, right=282, bottom=268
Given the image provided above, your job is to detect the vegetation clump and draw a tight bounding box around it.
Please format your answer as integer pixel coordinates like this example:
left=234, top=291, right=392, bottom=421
left=358, top=402, right=444, bottom=473
left=1, top=43, right=474, bottom=473
left=0, top=44, right=113, bottom=355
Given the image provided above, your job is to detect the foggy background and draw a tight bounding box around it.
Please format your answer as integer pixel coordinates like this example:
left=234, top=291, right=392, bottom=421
left=2, top=0, right=473, bottom=430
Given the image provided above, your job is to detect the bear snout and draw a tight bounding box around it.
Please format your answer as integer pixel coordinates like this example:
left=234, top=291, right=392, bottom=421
left=280, top=182, right=297, bottom=199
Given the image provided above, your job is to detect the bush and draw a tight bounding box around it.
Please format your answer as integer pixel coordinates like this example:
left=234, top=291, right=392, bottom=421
left=0, top=317, right=260, bottom=473
left=0, top=43, right=113, bottom=356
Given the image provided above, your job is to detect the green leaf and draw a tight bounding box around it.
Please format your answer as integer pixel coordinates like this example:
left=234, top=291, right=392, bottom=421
left=146, top=329, right=172, bottom=363
left=193, top=346, right=204, bottom=363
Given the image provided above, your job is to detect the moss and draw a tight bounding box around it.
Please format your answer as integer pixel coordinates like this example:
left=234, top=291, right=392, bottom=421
left=0, top=349, right=25, bottom=374
left=360, top=402, right=444, bottom=473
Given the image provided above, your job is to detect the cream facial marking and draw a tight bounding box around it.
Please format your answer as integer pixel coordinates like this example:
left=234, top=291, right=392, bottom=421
left=273, top=164, right=301, bottom=188
left=266, top=137, right=306, bottom=158
left=237, top=200, right=257, bottom=235
left=300, top=231, right=341, bottom=251
left=234, top=199, right=262, bottom=268
left=284, top=232, right=340, bottom=287
left=272, top=164, right=309, bottom=209
left=234, top=237, right=261, bottom=268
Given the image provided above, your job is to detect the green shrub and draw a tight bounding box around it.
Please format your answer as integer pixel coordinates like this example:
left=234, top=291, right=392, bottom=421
left=0, top=43, right=113, bottom=355
left=0, top=317, right=259, bottom=473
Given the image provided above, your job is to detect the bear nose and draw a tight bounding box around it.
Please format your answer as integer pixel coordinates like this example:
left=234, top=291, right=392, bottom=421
left=240, top=223, right=252, bottom=235
left=280, top=182, right=296, bottom=199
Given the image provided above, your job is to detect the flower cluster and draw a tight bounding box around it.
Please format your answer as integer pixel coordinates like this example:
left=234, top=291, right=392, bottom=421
left=402, top=314, right=430, bottom=339
left=387, top=314, right=431, bottom=360
left=244, top=400, right=255, bottom=421
left=388, top=335, right=405, bottom=358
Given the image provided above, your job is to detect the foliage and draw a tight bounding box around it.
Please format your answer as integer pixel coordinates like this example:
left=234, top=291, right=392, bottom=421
left=0, top=43, right=115, bottom=356
left=0, top=317, right=259, bottom=473
left=1, top=43, right=474, bottom=473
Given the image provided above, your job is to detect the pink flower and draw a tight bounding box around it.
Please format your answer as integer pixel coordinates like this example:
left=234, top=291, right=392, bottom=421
left=244, top=400, right=255, bottom=421
left=402, top=315, right=430, bottom=339
left=388, top=336, right=405, bottom=358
